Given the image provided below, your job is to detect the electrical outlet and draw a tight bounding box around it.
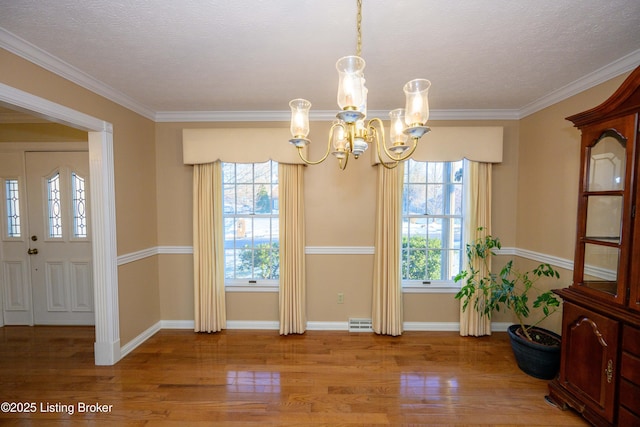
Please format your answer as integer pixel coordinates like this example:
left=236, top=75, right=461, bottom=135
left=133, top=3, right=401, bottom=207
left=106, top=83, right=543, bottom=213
left=337, top=292, right=344, bottom=304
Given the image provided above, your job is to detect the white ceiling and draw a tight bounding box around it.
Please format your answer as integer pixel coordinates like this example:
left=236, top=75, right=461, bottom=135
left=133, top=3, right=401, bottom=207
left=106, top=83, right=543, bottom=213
left=1, top=0, right=640, bottom=121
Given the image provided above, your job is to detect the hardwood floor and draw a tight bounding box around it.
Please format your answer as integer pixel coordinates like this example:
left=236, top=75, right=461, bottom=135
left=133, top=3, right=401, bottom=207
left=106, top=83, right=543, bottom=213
left=0, top=326, right=588, bottom=426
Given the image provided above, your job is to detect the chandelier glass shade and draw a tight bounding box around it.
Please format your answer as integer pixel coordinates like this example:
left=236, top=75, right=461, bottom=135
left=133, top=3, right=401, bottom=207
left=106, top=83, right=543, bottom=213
left=288, top=0, right=431, bottom=169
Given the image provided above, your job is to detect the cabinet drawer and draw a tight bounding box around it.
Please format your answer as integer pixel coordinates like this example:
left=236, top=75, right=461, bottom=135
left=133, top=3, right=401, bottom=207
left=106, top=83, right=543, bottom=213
left=623, top=325, right=640, bottom=356
left=619, top=379, right=640, bottom=419
left=621, top=352, right=640, bottom=384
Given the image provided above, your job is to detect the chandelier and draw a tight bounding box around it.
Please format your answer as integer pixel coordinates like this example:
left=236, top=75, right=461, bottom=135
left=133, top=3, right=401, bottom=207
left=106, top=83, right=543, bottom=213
left=288, top=0, right=431, bottom=170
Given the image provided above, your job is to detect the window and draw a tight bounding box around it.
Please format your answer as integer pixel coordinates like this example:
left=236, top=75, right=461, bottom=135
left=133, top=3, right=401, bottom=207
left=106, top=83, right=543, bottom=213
left=72, top=172, right=87, bottom=238
left=43, top=170, right=89, bottom=240
left=5, top=179, right=21, bottom=238
left=402, top=159, right=464, bottom=288
left=47, top=172, right=63, bottom=238
left=222, top=161, right=279, bottom=284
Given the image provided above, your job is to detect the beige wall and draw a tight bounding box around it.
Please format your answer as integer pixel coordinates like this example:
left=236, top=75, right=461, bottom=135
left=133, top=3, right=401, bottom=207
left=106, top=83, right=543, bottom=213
left=155, top=119, right=520, bottom=325
left=1, top=45, right=634, bottom=345
left=0, top=48, right=160, bottom=344
left=501, top=72, right=631, bottom=334
left=0, top=123, right=87, bottom=142
left=517, top=73, right=630, bottom=259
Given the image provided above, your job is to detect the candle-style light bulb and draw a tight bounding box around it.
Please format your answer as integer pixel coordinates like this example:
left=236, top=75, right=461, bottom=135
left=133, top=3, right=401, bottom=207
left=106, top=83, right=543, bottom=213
left=404, top=79, right=431, bottom=126
left=289, top=99, right=311, bottom=138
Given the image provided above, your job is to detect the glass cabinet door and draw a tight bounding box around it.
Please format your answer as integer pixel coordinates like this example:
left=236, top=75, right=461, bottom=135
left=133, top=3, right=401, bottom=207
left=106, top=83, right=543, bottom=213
left=575, top=116, right=636, bottom=303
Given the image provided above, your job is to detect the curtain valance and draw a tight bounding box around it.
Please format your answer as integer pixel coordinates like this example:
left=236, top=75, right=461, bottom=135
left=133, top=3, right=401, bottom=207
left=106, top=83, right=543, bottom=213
left=372, top=126, right=504, bottom=164
left=183, top=128, right=307, bottom=165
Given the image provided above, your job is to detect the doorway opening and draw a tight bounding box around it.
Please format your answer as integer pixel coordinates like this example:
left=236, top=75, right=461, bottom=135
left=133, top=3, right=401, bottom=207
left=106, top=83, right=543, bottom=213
left=0, top=82, right=120, bottom=365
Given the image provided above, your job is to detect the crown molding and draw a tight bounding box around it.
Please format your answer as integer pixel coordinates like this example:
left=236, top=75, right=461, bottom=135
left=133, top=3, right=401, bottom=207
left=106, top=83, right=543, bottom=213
left=154, top=108, right=522, bottom=123
left=518, top=48, right=640, bottom=119
left=0, top=27, right=156, bottom=121
left=154, top=110, right=290, bottom=123
left=429, top=109, right=521, bottom=121
left=2, top=26, right=638, bottom=124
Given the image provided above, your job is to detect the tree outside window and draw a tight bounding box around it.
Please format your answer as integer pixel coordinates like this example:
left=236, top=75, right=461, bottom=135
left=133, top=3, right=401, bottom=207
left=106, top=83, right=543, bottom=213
left=222, top=161, right=279, bottom=283
left=402, top=160, right=464, bottom=284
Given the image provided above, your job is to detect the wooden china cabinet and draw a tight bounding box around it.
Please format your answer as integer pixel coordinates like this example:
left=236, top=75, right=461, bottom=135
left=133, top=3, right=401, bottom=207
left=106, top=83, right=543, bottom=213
left=547, top=66, right=640, bottom=426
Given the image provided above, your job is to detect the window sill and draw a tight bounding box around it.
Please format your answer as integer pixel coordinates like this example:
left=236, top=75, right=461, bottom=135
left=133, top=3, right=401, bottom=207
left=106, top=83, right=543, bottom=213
left=225, top=283, right=279, bottom=293
left=402, top=282, right=460, bottom=294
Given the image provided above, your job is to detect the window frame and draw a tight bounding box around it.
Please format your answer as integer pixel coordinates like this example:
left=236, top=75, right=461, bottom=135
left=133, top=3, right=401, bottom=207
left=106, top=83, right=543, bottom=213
left=222, top=161, right=280, bottom=290
left=71, top=172, right=88, bottom=239
left=46, top=171, right=63, bottom=239
left=401, top=159, right=465, bottom=293
left=2, top=177, right=23, bottom=240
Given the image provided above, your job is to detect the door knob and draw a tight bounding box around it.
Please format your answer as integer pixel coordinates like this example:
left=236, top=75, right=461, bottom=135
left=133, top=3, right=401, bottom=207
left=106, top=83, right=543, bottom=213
left=27, top=248, right=38, bottom=255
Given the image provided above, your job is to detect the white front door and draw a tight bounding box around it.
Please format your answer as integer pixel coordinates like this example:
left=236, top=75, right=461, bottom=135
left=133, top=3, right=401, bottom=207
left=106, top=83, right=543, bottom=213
left=0, top=152, right=31, bottom=325
left=25, top=151, right=94, bottom=325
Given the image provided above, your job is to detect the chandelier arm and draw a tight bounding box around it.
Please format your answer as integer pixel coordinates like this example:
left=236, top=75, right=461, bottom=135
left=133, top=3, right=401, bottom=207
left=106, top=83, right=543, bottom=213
left=379, top=157, right=400, bottom=170
left=391, top=138, right=420, bottom=162
left=337, top=148, right=350, bottom=170
left=295, top=123, right=344, bottom=165
left=368, top=117, right=399, bottom=169
left=377, top=120, right=420, bottom=162
left=296, top=146, right=323, bottom=165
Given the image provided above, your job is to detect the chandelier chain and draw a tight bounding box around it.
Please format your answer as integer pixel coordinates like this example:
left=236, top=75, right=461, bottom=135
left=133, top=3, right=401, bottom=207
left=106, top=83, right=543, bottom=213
left=356, top=0, right=362, bottom=57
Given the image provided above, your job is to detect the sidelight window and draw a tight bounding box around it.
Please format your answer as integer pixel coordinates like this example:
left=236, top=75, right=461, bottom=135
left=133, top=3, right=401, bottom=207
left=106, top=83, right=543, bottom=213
left=5, top=179, right=21, bottom=238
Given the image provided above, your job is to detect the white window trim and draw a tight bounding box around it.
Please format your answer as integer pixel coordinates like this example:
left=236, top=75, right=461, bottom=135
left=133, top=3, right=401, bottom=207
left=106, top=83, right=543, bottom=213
left=2, top=177, right=23, bottom=240
left=402, top=280, right=461, bottom=294
left=222, top=161, right=280, bottom=284
left=401, top=160, right=465, bottom=286
left=225, top=280, right=279, bottom=293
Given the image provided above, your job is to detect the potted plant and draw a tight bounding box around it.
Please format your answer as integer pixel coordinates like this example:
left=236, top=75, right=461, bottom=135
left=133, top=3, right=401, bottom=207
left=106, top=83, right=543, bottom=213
left=454, top=228, right=562, bottom=380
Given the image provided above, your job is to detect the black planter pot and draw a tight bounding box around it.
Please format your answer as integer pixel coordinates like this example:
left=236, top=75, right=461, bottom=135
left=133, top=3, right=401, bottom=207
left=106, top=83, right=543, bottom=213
left=507, top=324, right=561, bottom=380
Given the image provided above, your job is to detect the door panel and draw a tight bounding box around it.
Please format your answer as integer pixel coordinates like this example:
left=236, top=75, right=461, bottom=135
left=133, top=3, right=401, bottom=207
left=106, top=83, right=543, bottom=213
left=559, top=302, right=619, bottom=423
left=0, top=152, right=31, bottom=325
left=70, top=260, right=92, bottom=311
left=26, top=151, right=93, bottom=325
left=3, top=261, right=29, bottom=310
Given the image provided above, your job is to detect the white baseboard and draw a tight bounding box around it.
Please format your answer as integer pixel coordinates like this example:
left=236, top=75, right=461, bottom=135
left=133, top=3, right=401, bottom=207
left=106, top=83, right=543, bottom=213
left=403, top=322, right=460, bottom=331
left=226, top=320, right=279, bottom=330
left=118, top=320, right=513, bottom=361
left=160, top=320, right=194, bottom=329
left=490, top=322, right=511, bottom=332
left=120, top=321, right=161, bottom=358
left=307, top=321, right=348, bottom=330
left=403, top=322, right=509, bottom=332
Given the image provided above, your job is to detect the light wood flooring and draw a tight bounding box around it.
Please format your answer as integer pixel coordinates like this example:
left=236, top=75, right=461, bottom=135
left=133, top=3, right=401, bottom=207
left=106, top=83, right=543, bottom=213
left=0, top=326, right=589, bottom=426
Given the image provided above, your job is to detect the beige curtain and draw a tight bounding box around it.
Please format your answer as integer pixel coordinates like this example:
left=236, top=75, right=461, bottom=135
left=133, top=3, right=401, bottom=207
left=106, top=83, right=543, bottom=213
left=278, top=163, right=306, bottom=335
left=459, top=160, right=492, bottom=336
left=372, top=163, right=405, bottom=336
left=193, top=162, right=226, bottom=333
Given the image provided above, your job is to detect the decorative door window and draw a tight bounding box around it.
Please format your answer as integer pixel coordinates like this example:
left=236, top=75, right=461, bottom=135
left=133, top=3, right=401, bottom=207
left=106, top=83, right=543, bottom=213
left=47, top=173, right=62, bottom=238
left=46, top=170, right=88, bottom=240
left=72, top=173, right=87, bottom=238
left=4, top=178, right=21, bottom=238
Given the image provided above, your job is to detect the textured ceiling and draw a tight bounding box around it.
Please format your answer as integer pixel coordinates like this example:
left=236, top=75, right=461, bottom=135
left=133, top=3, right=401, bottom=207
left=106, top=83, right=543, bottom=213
left=1, top=0, right=640, bottom=120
